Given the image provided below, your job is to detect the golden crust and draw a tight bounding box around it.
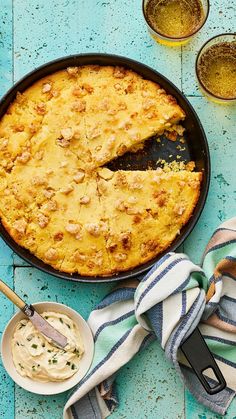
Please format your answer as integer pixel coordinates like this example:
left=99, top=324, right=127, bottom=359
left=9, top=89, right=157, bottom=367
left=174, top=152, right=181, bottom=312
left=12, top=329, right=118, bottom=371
left=96, top=169, right=202, bottom=274
left=0, top=65, right=201, bottom=277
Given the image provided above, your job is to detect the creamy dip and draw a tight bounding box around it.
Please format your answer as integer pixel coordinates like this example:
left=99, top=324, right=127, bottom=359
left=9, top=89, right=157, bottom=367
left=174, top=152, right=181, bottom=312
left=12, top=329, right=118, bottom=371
left=11, top=311, right=84, bottom=382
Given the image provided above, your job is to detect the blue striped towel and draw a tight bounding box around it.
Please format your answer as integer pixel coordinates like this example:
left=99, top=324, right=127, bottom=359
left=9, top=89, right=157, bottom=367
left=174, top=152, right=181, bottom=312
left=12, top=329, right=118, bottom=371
left=64, top=218, right=236, bottom=418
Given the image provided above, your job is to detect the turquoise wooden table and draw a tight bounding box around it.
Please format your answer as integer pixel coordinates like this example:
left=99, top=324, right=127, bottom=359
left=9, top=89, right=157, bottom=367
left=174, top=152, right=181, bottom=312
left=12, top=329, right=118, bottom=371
left=0, top=1, right=235, bottom=418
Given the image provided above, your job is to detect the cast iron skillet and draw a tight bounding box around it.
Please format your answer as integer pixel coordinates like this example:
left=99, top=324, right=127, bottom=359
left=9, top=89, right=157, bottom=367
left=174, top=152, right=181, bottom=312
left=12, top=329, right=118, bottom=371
left=0, top=53, right=210, bottom=283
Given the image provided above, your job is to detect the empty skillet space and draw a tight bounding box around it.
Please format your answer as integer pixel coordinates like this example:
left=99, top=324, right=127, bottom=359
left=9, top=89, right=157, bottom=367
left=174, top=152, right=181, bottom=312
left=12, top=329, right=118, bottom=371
left=0, top=54, right=210, bottom=282
left=107, top=133, right=192, bottom=171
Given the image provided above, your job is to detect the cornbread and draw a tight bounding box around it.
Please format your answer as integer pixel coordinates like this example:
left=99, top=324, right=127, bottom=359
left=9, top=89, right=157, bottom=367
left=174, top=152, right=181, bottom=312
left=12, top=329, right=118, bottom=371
left=97, top=168, right=202, bottom=273
left=0, top=65, right=202, bottom=276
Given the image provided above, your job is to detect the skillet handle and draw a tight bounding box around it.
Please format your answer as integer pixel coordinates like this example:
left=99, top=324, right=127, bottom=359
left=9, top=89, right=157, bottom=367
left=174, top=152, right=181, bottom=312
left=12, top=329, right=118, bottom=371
left=181, top=327, right=226, bottom=395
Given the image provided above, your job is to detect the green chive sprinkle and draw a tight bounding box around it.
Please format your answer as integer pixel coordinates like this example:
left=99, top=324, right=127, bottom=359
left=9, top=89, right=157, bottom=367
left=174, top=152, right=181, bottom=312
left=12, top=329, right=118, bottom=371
left=59, top=318, right=63, bottom=324
left=18, top=363, right=24, bottom=370
left=47, top=349, right=52, bottom=353
left=66, top=324, right=71, bottom=329
left=71, top=364, right=76, bottom=370
left=31, top=344, right=38, bottom=349
left=45, top=316, right=49, bottom=319
left=42, top=343, right=45, bottom=348
left=66, top=361, right=71, bottom=366
left=52, top=359, right=58, bottom=364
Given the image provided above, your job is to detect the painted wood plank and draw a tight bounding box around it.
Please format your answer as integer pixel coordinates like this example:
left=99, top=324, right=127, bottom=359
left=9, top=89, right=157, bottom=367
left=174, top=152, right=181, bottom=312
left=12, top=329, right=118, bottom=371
left=0, top=265, right=14, bottom=327
left=0, top=0, right=13, bottom=96
left=0, top=265, right=14, bottom=419
left=13, top=254, right=30, bottom=267
left=13, top=0, right=78, bottom=81
left=182, top=0, right=236, bottom=96
left=185, top=389, right=236, bottom=419
left=13, top=267, right=113, bottom=318
left=113, top=341, right=185, bottom=419
left=0, top=1, right=14, bottom=268
left=0, top=3, right=14, bottom=416
left=183, top=97, right=236, bottom=264
left=0, top=238, right=13, bottom=266
left=77, top=0, right=182, bottom=89
left=13, top=0, right=181, bottom=89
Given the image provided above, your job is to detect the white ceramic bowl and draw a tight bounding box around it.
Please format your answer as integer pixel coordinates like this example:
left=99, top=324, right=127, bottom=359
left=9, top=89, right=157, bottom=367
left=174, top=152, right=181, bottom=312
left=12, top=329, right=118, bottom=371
left=1, top=301, right=94, bottom=395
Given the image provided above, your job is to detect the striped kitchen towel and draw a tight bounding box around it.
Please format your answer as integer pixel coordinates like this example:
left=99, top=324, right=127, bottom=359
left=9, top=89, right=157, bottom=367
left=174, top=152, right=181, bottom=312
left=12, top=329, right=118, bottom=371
left=64, top=218, right=236, bottom=418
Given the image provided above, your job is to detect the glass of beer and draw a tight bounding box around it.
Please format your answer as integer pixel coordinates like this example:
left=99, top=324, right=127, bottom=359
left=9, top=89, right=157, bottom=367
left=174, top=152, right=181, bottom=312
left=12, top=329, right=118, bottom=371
left=196, top=33, right=236, bottom=103
left=142, top=0, right=209, bottom=46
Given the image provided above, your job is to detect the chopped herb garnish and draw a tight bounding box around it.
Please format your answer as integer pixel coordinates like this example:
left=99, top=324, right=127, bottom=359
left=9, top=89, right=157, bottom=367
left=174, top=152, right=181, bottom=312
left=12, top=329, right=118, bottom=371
left=52, top=359, right=58, bottom=364
left=31, top=344, right=38, bottom=349
left=66, top=323, right=71, bottom=329
left=71, top=364, right=76, bottom=370
left=32, top=366, right=36, bottom=371
left=47, top=349, right=52, bottom=353
left=16, top=341, right=20, bottom=346
left=59, top=318, right=64, bottom=324
left=45, top=316, right=49, bottom=319
left=48, top=359, right=52, bottom=364
left=37, top=364, right=40, bottom=367
left=18, top=363, right=24, bottom=370
left=42, top=343, right=45, bottom=348
left=73, top=349, right=80, bottom=356
left=66, top=361, right=71, bottom=366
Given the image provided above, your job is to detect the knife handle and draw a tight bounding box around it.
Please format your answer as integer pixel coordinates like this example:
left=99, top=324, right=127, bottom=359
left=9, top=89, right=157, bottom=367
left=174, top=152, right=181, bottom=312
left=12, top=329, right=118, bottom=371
left=0, top=279, right=26, bottom=310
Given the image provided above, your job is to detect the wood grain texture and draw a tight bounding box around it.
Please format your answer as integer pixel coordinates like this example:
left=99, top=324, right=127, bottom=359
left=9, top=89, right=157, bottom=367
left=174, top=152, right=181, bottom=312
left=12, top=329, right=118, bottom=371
left=0, top=266, right=14, bottom=419
left=0, top=0, right=13, bottom=95
left=13, top=0, right=181, bottom=87
left=0, top=3, right=15, bottom=417
left=0, top=0, right=14, bottom=267
left=0, top=0, right=235, bottom=418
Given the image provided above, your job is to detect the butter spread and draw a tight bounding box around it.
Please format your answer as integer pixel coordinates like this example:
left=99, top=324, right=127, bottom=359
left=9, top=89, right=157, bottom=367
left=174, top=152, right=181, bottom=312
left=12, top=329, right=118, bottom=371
left=11, top=311, right=84, bottom=382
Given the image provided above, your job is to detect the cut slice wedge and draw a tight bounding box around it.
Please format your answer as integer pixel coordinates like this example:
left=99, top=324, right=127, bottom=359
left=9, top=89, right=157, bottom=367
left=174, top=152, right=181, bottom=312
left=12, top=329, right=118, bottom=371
left=97, top=168, right=202, bottom=274
left=78, top=66, right=185, bottom=167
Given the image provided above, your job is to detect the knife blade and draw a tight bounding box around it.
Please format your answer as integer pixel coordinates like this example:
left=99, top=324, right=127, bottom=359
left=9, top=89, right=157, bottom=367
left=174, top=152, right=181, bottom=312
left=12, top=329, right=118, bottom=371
left=23, top=304, right=68, bottom=348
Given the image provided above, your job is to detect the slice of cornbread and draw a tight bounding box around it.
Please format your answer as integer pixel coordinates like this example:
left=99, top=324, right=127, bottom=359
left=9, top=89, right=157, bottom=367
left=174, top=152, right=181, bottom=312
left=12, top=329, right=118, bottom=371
left=81, top=65, right=185, bottom=167
left=0, top=65, right=185, bottom=174
left=96, top=168, right=202, bottom=273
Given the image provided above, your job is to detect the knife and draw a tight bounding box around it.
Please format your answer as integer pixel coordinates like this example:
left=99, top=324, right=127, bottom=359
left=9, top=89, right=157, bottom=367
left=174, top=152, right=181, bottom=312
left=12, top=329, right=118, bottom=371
left=0, top=279, right=68, bottom=348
